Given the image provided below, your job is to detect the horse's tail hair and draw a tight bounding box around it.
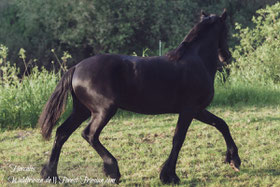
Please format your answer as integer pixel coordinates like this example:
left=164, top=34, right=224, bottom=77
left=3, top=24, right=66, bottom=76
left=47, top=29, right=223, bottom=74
left=38, top=66, right=76, bottom=140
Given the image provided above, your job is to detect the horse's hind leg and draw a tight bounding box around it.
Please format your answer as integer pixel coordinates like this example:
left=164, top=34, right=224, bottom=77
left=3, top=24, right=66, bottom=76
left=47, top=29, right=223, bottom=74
left=195, top=109, right=241, bottom=171
left=82, top=106, right=120, bottom=183
left=41, top=95, right=90, bottom=182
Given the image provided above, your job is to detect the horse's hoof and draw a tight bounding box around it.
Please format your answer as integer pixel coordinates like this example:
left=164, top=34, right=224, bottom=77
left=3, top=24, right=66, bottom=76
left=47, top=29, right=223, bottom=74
left=40, top=165, right=60, bottom=183
left=230, top=155, right=241, bottom=172
left=103, top=162, right=121, bottom=183
left=160, top=170, right=180, bottom=184
left=225, top=150, right=241, bottom=172
left=114, top=178, right=121, bottom=184
left=230, top=160, right=240, bottom=172
left=160, top=174, right=180, bottom=184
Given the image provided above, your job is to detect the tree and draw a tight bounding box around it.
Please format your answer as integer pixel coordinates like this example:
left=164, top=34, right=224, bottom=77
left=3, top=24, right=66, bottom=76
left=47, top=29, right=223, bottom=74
left=0, top=0, right=279, bottom=72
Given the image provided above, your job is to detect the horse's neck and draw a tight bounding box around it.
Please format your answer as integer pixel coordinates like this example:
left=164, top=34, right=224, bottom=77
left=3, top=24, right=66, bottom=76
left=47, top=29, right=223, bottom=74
left=193, top=35, right=219, bottom=79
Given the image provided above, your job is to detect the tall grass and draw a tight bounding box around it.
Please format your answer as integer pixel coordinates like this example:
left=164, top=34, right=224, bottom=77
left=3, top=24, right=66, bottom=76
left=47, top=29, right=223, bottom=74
left=213, top=70, right=280, bottom=106
left=0, top=45, right=72, bottom=130
left=0, top=67, right=61, bottom=130
left=213, top=79, right=280, bottom=107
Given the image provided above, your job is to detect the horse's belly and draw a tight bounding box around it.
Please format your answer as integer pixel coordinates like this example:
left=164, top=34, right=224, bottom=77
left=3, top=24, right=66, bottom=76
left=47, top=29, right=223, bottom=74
left=118, top=91, right=180, bottom=114
left=119, top=102, right=178, bottom=114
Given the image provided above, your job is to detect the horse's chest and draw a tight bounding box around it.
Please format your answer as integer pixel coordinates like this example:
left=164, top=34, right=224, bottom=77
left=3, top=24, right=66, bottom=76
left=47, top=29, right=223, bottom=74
left=199, top=89, right=214, bottom=108
left=177, top=75, right=214, bottom=109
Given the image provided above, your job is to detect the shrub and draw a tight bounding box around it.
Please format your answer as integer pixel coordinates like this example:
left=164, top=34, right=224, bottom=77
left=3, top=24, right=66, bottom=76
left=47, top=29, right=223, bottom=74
left=0, top=45, right=72, bottom=130
left=231, top=2, right=280, bottom=84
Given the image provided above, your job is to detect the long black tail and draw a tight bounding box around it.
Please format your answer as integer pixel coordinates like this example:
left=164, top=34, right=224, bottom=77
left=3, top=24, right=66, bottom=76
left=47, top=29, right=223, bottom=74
left=38, top=67, right=75, bottom=140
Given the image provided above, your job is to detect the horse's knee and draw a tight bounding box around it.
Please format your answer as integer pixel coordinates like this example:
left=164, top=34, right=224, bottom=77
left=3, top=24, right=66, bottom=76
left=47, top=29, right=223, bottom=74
left=81, top=128, right=99, bottom=145
left=81, top=129, right=94, bottom=144
left=81, top=128, right=88, bottom=141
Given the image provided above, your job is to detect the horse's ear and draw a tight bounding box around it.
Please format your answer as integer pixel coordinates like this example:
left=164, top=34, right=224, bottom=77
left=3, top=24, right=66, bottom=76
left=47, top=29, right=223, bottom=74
left=201, top=10, right=208, bottom=17
left=200, top=10, right=208, bottom=20
left=221, top=9, right=227, bottom=22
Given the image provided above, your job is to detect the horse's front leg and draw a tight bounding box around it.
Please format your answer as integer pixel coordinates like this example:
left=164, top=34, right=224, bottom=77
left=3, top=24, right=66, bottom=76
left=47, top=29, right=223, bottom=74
left=160, top=109, right=195, bottom=184
left=195, top=109, right=241, bottom=171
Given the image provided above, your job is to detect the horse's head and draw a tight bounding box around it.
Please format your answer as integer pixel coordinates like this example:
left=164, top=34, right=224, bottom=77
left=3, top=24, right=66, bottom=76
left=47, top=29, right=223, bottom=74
left=218, top=10, right=231, bottom=65
left=167, top=9, right=231, bottom=68
left=201, top=10, right=231, bottom=65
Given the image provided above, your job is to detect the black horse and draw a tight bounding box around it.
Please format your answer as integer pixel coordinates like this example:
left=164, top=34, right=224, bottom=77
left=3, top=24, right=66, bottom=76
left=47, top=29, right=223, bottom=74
left=39, top=10, right=241, bottom=184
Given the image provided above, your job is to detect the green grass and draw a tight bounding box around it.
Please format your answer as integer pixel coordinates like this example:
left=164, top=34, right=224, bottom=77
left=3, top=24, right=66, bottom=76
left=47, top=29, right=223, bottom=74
left=1, top=106, right=280, bottom=186
left=213, top=82, right=280, bottom=107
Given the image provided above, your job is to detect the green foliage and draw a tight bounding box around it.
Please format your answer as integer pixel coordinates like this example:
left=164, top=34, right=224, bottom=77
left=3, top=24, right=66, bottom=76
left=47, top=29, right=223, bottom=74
left=231, top=2, right=280, bottom=84
left=0, top=66, right=57, bottom=129
left=0, top=0, right=196, bottom=67
left=1, top=0, right=278, bottom=69
left=0, top=45, right=72, bottom=130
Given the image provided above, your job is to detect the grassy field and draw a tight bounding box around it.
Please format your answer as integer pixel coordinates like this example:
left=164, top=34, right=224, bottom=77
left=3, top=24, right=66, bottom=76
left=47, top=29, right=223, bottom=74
left=0, top=105, right=279, bottom=186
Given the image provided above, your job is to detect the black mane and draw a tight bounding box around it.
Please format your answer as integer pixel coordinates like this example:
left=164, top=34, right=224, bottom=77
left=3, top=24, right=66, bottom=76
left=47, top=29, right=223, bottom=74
left=166, top=16, right=218, bottom=61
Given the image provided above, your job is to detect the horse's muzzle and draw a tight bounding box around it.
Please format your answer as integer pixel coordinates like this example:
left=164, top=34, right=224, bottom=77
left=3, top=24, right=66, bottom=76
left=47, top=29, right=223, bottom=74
left=217, top=50, right=231, bottom=72
left=218, top=49, right=231, bottom=63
